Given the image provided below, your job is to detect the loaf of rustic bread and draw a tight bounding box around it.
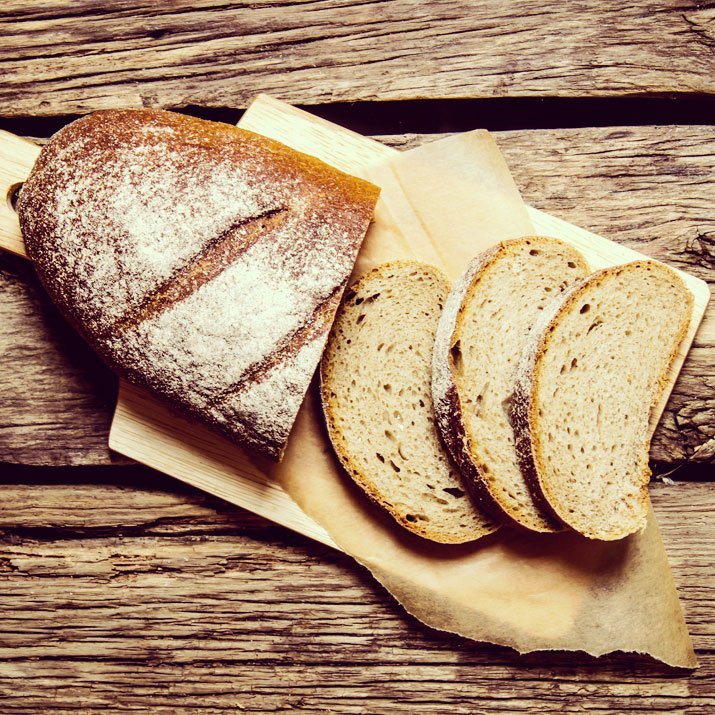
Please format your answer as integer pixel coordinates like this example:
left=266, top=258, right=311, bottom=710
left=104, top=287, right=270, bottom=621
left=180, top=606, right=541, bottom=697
left=320, top=261, right=499, bottom=543
left=18, top=109, right=380, bottom=459
left=431, top=237, right=590, bottom=532
left=511, top=260, right=693, bottom=540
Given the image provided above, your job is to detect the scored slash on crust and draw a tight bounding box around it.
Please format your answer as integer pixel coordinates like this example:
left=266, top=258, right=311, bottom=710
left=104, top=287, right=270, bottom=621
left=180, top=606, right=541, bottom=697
left=207, top=281, right=345, bottom=409
left=107, top=207, right=289, bottom=334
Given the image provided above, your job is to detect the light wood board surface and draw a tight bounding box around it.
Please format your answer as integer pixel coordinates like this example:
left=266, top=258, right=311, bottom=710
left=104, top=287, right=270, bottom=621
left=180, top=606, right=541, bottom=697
left=0, top=129, right=37, bottom=258
left=104, top=96, right=708, bottom=547
left=2, top=1, right=714, bottom=115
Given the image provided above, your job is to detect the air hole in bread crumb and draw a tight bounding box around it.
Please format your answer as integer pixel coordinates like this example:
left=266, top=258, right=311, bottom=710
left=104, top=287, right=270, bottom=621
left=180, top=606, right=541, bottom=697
left=405, top=514, right=416, bottom=522
left=383, top=383, right=392, bottom=393
left=568, top=261, right=577, bottom=268
left=384, top=429, right=395, bottom=440
left=419, top=399, right=425, bottom=407
left=580, top=303, right=591, bottom=314
left=450, top=341, right=464, bottom=377
left=443, top=487, right=465, bottom=498
left=501, top=394, right=513, bottom=419
left=356, top=314, right=365, bottom=324
left=389, top=460, right=401, bottom=473
left=376, top=453, right=385, bottom=463
left=377, top=343, right=384, bottom=351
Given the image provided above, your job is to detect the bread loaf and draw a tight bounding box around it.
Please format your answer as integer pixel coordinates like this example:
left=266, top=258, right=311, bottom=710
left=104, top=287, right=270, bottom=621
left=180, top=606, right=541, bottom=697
left=432, top=237, right=589, bottom=532
left=511, top=260, right=693, bottom=540
left=320, top=261, right=499, bottom=543
left=18, top=109, right=380, bottom=459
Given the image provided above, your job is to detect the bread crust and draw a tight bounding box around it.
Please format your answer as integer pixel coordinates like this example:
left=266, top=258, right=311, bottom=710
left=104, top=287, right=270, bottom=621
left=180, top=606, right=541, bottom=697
left=432, top=237, right=588, bottom=533
left=320, top=260, right=499, bottom=543
left=430, top=244, right=515, bottom=523
left=511, top=260, right=694, bottom=540
left=19, top=108, right=380, bottom=459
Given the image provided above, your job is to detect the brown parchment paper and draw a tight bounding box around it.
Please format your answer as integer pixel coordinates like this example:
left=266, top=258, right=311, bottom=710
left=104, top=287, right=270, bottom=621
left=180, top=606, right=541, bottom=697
left=270, top=130, right=696, bottom=668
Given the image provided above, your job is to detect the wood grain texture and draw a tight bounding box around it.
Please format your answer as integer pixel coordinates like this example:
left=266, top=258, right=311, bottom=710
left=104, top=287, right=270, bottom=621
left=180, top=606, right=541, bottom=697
left=2, top=124, right=714, bottom=468
left=2, top=1, right=715, bottom=116
left=0, top=475, right=712, bottom=712
left=0, top=253, right=129, bottom=466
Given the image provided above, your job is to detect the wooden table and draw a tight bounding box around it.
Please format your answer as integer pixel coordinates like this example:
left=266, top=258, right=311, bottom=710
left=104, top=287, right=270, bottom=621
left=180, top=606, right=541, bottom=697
left=1, top=2, right=714, bottom=711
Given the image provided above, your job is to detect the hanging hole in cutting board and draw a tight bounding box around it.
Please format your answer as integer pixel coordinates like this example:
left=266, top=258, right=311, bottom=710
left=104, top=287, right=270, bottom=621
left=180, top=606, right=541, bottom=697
left=6, top=182, right=23, bottom=213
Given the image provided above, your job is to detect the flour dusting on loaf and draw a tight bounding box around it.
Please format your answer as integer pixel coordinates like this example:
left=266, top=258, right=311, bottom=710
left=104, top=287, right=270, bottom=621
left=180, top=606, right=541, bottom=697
left=19, top=109, right=380, bottom=458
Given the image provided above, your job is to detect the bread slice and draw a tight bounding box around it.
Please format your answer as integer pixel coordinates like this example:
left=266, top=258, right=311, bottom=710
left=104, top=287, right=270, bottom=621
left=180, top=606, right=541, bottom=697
left=511, top=260, right=693, bottom=540
left=320, top=261, right=499, bottom=543
left=19, top=108, right=379, bottom=459
left=432, top=237, right=590, bottom=532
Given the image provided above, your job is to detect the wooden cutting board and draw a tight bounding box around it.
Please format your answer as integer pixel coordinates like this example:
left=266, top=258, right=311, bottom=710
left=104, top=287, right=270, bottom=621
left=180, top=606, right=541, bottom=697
left=0, top=95, right=709, bottom=550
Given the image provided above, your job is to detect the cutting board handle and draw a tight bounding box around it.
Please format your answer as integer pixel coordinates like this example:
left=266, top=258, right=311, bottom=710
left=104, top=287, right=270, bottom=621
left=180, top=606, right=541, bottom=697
left=0, top=129, right=39, bottom=259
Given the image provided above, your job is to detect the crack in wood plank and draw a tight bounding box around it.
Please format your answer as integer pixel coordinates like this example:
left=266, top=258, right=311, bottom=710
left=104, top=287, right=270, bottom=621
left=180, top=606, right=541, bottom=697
left=2, top=1, right=715, bottom=114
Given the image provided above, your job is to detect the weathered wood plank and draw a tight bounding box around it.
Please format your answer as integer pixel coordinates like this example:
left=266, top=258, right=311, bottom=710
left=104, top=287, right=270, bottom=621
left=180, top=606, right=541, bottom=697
left=0, top=477, right=712, bottom=712
left=2, top=124, right=713, bottom=467
left=0, top=253, right=129, bottom=465
left=2, top=1, right=715, bottom=116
